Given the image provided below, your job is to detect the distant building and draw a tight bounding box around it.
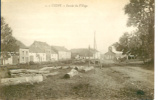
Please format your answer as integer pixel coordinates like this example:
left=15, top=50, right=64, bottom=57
left=91, top=49, right=101, bottom=59
left=104, top=47, right=116, bottom=60
left=50, top=49, right=58, bottom=61
left=29, top=41, right=49, bottom=62
left=29, top=52, right=46, bottom=62
left=19, top=48, right=29, bottom=63
left=1, top=40, right=29, bottom=65
left=1, top=40, right=71, bottom=65
left=2, top=54, right=13, bottom=65
left=51, top=46, right=71, bottom=60
left=16, top=40, right=29, bottom=64
left=104, top=46, right=129, bottom=60
left=71, top=48, right=101, bottom=59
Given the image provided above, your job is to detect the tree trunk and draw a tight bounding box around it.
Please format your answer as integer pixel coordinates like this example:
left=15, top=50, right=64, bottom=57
left=64, top=69, right=78, bottom=78
left=82, top=66, right=94, bottom=72
left=1, top=75, right=43, bottom=85
left=10, top=69, right=50, bottom=74
left=44, top=72, right=59, bottom=77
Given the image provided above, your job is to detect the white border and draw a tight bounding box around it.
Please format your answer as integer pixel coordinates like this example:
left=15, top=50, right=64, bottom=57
left=155, top=0, right=157, bottom=99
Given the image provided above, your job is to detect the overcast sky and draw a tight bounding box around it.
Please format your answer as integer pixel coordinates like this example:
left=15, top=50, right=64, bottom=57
left=2, top=0, right=135, bottom=53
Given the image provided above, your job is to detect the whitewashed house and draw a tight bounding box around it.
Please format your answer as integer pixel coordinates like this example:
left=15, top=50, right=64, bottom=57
left=29, top=52, right=46, bottom=62
left=104, top=46, right=128, bottom=60
left=51, top=46, right=71, bottom=60
left=91, top=49, right=101, bottom=59
left=2, top=55, right=13, bottom=65
left=1, top=40, right=28, bottom=65
left=19, top=48, right=29, bottom=64
left=29, top=41, right=49, bottom=63
left=71, top=48, right=101, bottom=59
left=50, top=49, right=58, bottom=61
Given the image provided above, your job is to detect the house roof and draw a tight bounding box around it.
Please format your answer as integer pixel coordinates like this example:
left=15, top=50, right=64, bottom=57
left=16, top=40, right=28, bottom=49
left=29, top=46, right=44, bottom=53
left=29, top=41, right=51, bottom=53
left=51, top=46, right=69, bottom=52
left=71, top=48, right=98, bottom=57
left=51, top=49, right=57, bottom=54
left=104, top=51, right=116, bottom=55
left=104, top=46, right=124, bottom=56
left=89, top=48, right=98, bottom=53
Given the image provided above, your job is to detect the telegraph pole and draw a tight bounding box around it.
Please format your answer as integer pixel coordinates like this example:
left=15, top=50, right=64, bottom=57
left=94, top=31, right=97, bottom=66
left=88, top=45, right=90, bottom=67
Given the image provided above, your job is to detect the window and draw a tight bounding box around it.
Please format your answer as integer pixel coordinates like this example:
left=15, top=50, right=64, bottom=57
left=26, top=51, right=28, bottom=55
left=26, top=57, right=28, bottom=62
left=22, top=51, right=24, bottom=55
left=22, top=57, right=24, bottom=61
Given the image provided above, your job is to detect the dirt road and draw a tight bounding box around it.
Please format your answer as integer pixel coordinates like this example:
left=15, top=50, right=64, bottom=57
left=0, top=65, right=154, bottom=100
left=89, top=66, right=154, bottom=100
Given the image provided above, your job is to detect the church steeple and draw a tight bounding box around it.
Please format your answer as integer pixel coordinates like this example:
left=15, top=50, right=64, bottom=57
left=94, top=31, right=97, bottom=51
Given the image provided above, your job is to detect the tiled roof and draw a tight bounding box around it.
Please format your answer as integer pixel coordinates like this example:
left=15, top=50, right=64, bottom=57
left=51, top=49, right=57, bottom=54
left=51, top=46, right=69, bottom=52
left=104, top=51, right=116, bottom=55
left=71, top=48, right=98, bottom=57
left=29, top=46, right=45, bottom=53
left=16, top=40, right=28, bottom=49
left=29, top=41, right=51, bottom=53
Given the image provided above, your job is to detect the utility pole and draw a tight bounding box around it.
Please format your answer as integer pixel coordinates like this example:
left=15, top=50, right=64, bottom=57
left=94, top=31, right=97, bottom=66
left=88, top=45, right=90, bottom=67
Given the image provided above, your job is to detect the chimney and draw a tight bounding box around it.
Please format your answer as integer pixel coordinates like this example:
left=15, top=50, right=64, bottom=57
left=108, top=46, right=112, bottom=52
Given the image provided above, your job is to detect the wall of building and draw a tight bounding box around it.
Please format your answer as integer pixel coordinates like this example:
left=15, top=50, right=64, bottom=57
left=93, top=52, right=101, bottom=59
left=38, top=53, right=47, bottom=62
left=58, top=51, right=71, bottom=60
left=2, top=56, right=13, bottom=65
left=1, top=55, right=19, bottom=65
left=19, top=49, right=29, bottom=63
left=29, top=53, right=46, bottom=62
left=51, top=53, right=58, bottom=61
left=104, top=54, right=115, bottom=60
left=12, top=55, right=19, bottom=65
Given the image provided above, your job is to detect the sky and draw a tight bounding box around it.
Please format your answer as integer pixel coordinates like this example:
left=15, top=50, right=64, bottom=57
left=1, top=0, right=135, bottom=53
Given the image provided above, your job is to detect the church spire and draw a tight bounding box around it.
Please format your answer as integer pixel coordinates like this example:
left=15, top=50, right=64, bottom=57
left=94, top=31, right=97, bottom=51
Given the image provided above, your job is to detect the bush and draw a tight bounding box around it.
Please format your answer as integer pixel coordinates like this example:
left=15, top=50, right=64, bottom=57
left=0, top=67, right=10, bottom=78
left=29, top=61, right=35, bottom=65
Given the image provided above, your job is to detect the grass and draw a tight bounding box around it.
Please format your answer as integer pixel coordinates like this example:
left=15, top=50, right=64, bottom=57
left=0, top=60, right=154, bottom=100
left=0, top=84, right=35, bottom=99
left=0, top=67, right=10, bottom=78
left=0, top=66, right=99, bottom=100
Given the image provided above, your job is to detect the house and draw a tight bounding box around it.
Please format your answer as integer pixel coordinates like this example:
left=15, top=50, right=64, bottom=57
left=104, top=46, right=129, bottom=60
left=104, top=46, right=116, bottom=60
left=16, top=40, right=30, bottom=64
left=19, top=48, right=29, bottom=63
left=2, top=54, right=13, bottom=65
left=90, top=49, right=101, bottom=59
left=50, top=49, right=58, bottom=61
left=1, top=40, right=29, bottom=65
left=51, top=46, right=71, bottom=60
left=71, top=48, right=101, bottom=59
left=29, top=41, right=49, bottom=62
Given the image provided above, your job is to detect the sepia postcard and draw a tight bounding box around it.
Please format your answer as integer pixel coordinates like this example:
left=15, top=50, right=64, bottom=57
left=0, top=0, right=156, bottom=100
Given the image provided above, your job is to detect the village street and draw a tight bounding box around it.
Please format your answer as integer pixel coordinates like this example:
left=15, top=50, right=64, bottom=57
left=0, top=64, right=154, bottom=100
left=1, top=0, right=155, bottom=99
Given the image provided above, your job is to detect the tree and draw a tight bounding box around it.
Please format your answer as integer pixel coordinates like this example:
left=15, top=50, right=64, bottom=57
left=113, top=32, right=130, bottom=54
left=113, top=30, right=152, bottom=63
left=124, top=0, right=154, bottom=57
left=113, top=0, right=155, bottom=63
left=1, top=17, right=19, bottom=64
